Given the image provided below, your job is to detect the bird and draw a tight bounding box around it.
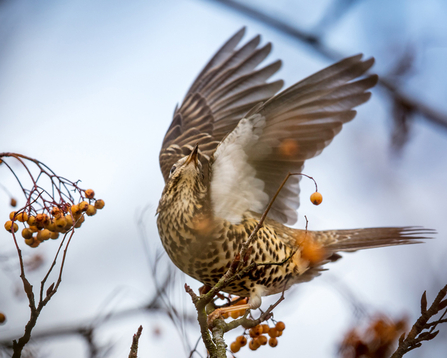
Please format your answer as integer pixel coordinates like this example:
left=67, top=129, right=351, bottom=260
left=156, top=28, right=432, bottom=311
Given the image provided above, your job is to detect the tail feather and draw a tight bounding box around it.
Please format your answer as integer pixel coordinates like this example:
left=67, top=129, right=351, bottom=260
left=322, top=227, right=435, bottom=252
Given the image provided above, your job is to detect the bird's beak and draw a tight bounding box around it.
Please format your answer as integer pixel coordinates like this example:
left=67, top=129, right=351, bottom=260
left=185, top=144, right=199, bottom=167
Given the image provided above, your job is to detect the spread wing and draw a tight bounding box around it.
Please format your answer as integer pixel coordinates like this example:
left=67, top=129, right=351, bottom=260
left=211, top=54, right=378, bottom=224
left=159, top=27, right=284, bottom=182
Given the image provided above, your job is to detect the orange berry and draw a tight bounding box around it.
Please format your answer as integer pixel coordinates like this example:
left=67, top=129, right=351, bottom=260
left=78, top=201, right=89, bottom=212
left=37, top=229, right=51, bottom=241
left=276, top=330, right=283, bottom=337
left=249, top=339, right=260, bottom=351
left=85, top=189, right=95, bottom=199
left=249, top=328, right=260, bottom=338
left=30, top=240, right=40, bottom=248
left=0, top=312, right=6, bottom=324
left=51, top=207, right=62, bottom=219
left=222, top=312, right=229, bottom=319
left=94, top=199, right=105, bottom=209
left=10, top=198, right=17, bottom=207
left=310, top=191, right=323, bottom=205
left=230, top=341, right=240, bottom=353
left=25, top=237, right=34, bottom=246
left=55, top=217, right=67, bottom=231
left=256, top=335, right=267, bottom=345
left=71, top=204, right=81, bottom=215
left=236, top=336, right=247, bottom=347
left=74, top=215, right=85, bottom=228
left=261, top=324, right=270, bottom=333
left=64, top=215, right=73, bottom=229
left=16, top=212, right=28, bottom=222
left=35, top=214, right=49, bottom=228
left=268, top=328, right=278, bottom=338
left=253, top=325, right=263, bottom=336
left=230, top=310, right=240, bottom=319
left=86, top=205, right=97, bottom=216
left=27, top=216, right=36, bottom=226
left=29, top=225, right=39, bottom=233
left=275, top=321, right=285, bottom=331
left=4, top=221, right=18, bottom=233
left=50, top=231, right=59, bottom=240
left=269, top=337, right=278, bottom=347
left=9, top=211, right=16, bottom=220
left=44, top=219, right=57, bottom=232
left=73, top=212, right=83, bottom=222
left=22, top=228, right=33, bottom=240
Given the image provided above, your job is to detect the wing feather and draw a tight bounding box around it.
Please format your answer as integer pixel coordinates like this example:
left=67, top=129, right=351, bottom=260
left=159, top=28, right=283, bottom=181
left=207, top=60, right=282, bottom=105
left=211, top=55, right=378, bottom=224
left=159, top=30, right=377, bottom=225
left=211, top=116, right=269, bottom=223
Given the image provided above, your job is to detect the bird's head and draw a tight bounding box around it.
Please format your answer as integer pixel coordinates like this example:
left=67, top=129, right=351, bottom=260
left=158, top=144, right=207, bottom=213
left=168, top=144, right=204, bottom=183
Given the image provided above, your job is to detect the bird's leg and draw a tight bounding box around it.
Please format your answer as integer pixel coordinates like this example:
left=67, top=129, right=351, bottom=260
left=207, top=289, right=264, bottom=326
left=215, top=303, right=252, bottom=315
left=207, top=303, right=252, bottom=326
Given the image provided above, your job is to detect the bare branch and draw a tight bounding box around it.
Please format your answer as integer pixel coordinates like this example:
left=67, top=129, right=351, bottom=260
left=209, top=0, right=447, bottom=132
left=128, top=326, right=143, bottom=358
left=390, top=284, right=447, bottom=358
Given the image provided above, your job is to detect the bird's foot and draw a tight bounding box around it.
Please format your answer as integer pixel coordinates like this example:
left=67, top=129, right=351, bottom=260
left=207, top=303, right=252, bottom=327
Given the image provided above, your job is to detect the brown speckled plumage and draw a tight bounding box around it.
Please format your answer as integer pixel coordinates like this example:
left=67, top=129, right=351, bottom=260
left=157, top=153, right=430, bottom=303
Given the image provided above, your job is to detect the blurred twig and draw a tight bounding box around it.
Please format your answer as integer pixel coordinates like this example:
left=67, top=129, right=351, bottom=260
left=137, top=206, right=195, bottom=353
left=0, top=275, right=191, bottom=357
left=209, top=0, right=447, bottom=135
left=313, top=0, right=361, bottom=35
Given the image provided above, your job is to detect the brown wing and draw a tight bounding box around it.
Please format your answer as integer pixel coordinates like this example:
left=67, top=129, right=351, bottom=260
left=249, top=55, right=378, bottom=224
left=210, top=55, right=378, bottom=225
left=159, top=27, right=283, bottom=182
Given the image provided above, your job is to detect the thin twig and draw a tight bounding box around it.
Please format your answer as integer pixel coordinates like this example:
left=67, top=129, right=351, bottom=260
left=390, top=284, right=447, bottom=358
left=208, top=0, right=447, bottom=131
left=128, top=326, right=143, bottom=358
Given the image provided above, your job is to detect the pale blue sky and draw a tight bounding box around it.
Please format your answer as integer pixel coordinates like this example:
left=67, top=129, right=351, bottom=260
left=1, top=1, right=446, bottom=357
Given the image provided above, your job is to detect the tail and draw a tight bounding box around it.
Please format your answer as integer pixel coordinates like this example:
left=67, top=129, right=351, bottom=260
left=320, top=227, right=435, bottom=252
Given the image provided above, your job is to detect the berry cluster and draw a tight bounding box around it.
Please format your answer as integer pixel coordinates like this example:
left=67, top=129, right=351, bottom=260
left=230, top=321, right=286, bottom=353
left=4, top=189, right=104, bottom=248
left=340, top=315, right=408, bottom=358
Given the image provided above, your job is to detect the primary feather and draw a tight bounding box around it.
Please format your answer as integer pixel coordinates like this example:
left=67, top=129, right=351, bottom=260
left=159, top=28, right=377, bottom=226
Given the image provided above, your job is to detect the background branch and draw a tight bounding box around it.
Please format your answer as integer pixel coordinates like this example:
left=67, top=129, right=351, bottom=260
left=209, top=0, right=447, bottom=135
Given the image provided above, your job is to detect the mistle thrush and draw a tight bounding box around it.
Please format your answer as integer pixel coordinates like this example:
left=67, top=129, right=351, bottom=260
left=156, top=28, right=432, bottom=310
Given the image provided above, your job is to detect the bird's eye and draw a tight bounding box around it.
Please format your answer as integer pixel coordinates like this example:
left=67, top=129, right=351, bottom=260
left=170, top=165, right=176, bottom=175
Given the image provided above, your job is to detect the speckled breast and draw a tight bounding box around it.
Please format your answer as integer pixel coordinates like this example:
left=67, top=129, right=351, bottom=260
left=157, top=210, right=301, bottom=298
